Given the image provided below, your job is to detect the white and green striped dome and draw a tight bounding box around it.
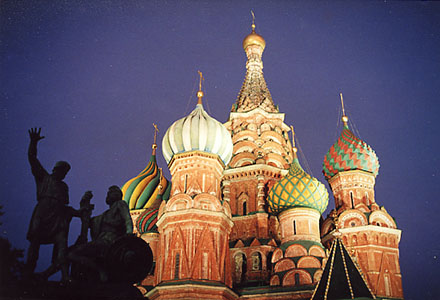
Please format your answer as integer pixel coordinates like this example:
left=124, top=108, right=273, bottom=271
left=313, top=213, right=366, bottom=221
left=162, top=103, right=233, bottom=165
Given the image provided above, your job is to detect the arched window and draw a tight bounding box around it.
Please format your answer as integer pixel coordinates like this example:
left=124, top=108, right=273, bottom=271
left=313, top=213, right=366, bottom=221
left=251, top=252, right=262, bottom=271
left=234, top=253, right=247, bottom=284
left=238, top=193, right=249, bottom=216
left=266, top=252, right=273, bottom=272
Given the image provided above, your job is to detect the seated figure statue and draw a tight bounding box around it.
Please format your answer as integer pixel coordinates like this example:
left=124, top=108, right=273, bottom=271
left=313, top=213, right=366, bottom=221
left=68, top=185, right=133, bottom=282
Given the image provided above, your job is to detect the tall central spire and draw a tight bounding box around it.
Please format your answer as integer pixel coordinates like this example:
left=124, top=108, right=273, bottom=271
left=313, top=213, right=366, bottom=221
left=232, top=14, right=278, bottom=113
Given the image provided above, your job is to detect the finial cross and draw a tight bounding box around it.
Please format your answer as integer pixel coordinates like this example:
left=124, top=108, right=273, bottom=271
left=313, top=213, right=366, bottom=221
left=251, top=10, right=256, bottom=30
left=198, top=70, right=204, bottom=91
left=340, top=92, right=346, bottom=116
left=153, top=123, right=159, bottom=145
left=290, top=125, right=296, bottom=148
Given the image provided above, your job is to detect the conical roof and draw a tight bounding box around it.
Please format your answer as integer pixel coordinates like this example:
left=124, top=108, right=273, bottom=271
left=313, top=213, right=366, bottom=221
left=323, top=124, right=379, bottom=180
left=268, top=157, right=328, bottom=214
left=311, top=238, right=375, bottom=300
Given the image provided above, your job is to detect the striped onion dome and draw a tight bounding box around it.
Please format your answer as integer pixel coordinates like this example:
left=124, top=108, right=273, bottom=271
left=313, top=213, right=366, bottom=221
left=162, top=102, right=233, bottom=165
left=323, top=124, right=379, bottom=180
left=268, top=157, right=328, bottom=215
left=136, top=207, right=159, bottom=233
left=122, top=148, right=171, bottom=210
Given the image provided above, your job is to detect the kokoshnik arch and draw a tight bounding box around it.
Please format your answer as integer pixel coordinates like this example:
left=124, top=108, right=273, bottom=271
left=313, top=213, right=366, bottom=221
left=120, top=20, right=404, bottom=300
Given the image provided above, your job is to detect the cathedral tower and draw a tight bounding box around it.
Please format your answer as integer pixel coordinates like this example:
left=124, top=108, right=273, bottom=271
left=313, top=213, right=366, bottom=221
left=148, top=74, right=236, bottom=300
left=224, top=18, right=293, bottom=287
left=321, top=94, right=404, bottom=299
left=267, top=130, right=329, bottom=292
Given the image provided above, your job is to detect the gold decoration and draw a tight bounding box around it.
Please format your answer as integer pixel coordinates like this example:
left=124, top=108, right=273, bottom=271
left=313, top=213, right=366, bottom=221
left=197, top=70, right=204, bottom=104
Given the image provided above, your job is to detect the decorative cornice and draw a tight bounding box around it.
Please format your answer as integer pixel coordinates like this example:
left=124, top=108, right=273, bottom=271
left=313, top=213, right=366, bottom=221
left=223, top=163, right=287, bottom=180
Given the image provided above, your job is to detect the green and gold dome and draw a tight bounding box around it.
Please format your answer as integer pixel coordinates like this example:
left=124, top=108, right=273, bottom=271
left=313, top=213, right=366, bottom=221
left=268, top=130, right=328, bottom=215
left=122, top=141, right=171, bottom=210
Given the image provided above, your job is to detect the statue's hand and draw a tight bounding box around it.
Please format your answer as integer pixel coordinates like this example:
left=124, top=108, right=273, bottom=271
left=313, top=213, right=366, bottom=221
left=28, top=128, right=45, bottom=143
left=81, top=191, right=93, bottom=202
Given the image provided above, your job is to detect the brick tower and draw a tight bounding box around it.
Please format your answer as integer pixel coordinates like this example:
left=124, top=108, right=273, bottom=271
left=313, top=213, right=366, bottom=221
left=148, top=73, right=236, bottom=300
left=267, top=130, right=329, bottom=296
left=223, top=18, right=294, bottom=288
left=321, top=94, right=404, bottom=299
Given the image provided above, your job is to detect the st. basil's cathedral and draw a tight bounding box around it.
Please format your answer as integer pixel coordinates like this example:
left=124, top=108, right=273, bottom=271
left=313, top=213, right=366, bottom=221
left=120, top=21, right=404, bottom=300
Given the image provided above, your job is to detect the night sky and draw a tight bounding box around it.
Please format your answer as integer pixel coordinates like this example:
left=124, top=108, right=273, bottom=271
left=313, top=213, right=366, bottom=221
left=1, top=1, right=439, bottom=299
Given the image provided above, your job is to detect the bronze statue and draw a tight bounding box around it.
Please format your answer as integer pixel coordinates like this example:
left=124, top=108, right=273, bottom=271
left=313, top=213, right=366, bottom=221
left=36, top=191, right=94, bottom=281
left=25, top=128, right=73, bottom=282
left=68, top=185, right=134, bottom=282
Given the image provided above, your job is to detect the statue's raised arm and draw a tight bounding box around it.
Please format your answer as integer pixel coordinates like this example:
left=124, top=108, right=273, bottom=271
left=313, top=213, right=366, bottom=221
left=28, top=127, right=47, bottom=182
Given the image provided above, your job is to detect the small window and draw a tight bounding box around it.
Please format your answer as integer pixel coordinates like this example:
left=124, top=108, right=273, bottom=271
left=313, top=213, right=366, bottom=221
left=293, top=220, right=297, bottom=235
left=174, top=253, right=180, bottom=279
left=350, top=192, right=354, bottom=208
left=295, top=273, right=300, bottom=285
left=243, top=201, right=247, bottom=215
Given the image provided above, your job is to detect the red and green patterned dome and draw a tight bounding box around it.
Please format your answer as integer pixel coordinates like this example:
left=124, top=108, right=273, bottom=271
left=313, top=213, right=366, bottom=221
left=268, top=158, right=329, bottom=215
left=136, top=207, right=159, bottom=233
left=122, top=147, right=171, bottom=210
left=323, top=124, right=379, bottom=180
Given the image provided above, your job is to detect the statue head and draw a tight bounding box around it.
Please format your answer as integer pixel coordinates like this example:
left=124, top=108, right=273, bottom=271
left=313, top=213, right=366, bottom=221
left=52, top=161, right=71, bottom=180
left=106, top=185, right=123, bottom=206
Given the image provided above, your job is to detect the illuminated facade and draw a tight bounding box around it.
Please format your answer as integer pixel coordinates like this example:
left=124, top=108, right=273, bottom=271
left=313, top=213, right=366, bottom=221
left=121, top=21, right=403, bottom=300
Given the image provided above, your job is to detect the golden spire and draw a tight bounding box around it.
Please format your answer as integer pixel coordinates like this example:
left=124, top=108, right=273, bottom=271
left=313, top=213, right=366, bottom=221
left=290, top=125, right=298, bottom=159
left=197, top=70, right=204, bottom=105
left=340, top=93, right=349, bottom=127
left=152, top=123, right=159, bottom=154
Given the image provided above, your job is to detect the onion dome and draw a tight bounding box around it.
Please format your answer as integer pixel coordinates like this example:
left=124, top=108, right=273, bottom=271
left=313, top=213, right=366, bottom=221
left=162, top=72, right=233, bottom=165
left=243, top=23, right=266, bottom=50
left=269, top=157, right=329, bottom=215
left=122, top=143, right=171, bottom=210
left=268, top=129, right=328, bottom=215
left=322, top=94, right=379, bottom=180
left=136, top=207, right=159, bottom=234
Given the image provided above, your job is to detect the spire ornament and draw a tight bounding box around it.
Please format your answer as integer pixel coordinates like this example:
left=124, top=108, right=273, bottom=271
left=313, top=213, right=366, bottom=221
left=197, top=70, right=204, bottom=104
left=152, top=123, right=159, bottom=154
left=251, top=10, right=256, bottom=31
left=340, top=93, right=349, bottom=126
left=290, top=125, right=298, bottom=158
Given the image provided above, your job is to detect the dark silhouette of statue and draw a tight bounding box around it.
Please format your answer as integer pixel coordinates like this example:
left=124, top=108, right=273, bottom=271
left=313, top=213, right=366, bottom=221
left=25, top=128, right=73, bottom=282
left=36, top=191, right=94, bottom=281
left=68, top=186, right=151, bottom=284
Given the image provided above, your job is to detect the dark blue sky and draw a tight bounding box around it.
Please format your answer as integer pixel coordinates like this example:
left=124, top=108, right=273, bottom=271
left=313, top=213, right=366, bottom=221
left=1, top=1, right=439, bottom=298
